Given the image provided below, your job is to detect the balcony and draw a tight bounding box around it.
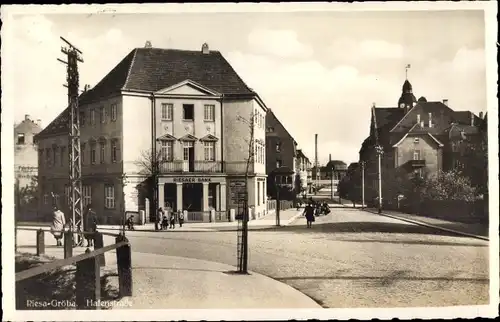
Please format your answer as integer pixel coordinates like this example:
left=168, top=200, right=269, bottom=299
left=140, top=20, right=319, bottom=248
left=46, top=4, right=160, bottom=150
left=159, top=161, right=223, bottom=174
left=225, top=161, right=255, bottom=174
left=408, top=159, right=426, bottom=168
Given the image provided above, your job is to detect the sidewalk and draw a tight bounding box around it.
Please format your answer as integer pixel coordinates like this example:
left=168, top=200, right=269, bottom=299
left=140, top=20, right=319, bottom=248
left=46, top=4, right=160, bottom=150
left=15, top=229, right=320, bottom=309
left=93, top=208, right=305, bottom=232
left=363, top=207, right=488, bottom=240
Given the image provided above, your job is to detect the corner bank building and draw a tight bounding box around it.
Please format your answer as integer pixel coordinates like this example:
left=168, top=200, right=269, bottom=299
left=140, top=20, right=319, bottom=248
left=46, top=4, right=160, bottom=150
left=36, top=43, right=268, bottom=224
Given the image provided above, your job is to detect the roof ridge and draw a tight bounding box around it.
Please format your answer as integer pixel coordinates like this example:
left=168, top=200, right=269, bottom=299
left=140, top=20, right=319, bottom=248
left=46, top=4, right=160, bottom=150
left=122, top=48, right=139, bottom=90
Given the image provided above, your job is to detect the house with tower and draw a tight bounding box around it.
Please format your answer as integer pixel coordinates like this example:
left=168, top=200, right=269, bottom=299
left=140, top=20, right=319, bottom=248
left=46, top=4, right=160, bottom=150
left=359, top=74, right=486, bottom=206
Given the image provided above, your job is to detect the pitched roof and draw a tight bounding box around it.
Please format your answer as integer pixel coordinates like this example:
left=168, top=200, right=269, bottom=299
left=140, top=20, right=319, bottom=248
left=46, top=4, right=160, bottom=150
left=37, top=47, right=255, bottom=138
left=374, top=107, right=405, bottom=131
left=266, top=110, right=298, bottom=146
left=389, top=101, right=456, bottom=133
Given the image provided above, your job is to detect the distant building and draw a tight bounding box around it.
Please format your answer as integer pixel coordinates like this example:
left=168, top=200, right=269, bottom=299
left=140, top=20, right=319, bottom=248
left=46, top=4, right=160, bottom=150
left=14, top=115, right=42, bottom=220
left=295, top=149, right=312, bottom=194
left=358, top=77, right=486, bottom=205
left=265, top=109, right=298, bottom=200
left=35, top=44, right=269, bottom=224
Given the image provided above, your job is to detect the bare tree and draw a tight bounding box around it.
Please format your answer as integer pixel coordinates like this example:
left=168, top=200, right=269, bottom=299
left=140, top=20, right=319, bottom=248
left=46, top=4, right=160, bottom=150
left=135, top=148, right=165, bottom=230
left=235, top=110, right=257, bottom=273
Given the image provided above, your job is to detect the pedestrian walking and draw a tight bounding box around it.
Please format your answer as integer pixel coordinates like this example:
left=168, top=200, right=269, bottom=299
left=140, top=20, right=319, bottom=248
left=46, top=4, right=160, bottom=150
left=161, top=213, right=169, bottom=230
left=303, top=203, right=315, bottom=228
left=156, top=207, right=163, bottom=231
left=83, top=204, right=97, bottom=247
left=178, top=210, right=184, bottom=227
left=170, top=211, right=176, bottom=229
left=50, top=204, right=66, bottom=246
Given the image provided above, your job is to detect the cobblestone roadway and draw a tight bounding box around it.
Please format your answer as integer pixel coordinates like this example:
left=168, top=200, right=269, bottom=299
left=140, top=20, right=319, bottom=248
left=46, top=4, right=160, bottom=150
left=126, top=207, right=489, bottom=308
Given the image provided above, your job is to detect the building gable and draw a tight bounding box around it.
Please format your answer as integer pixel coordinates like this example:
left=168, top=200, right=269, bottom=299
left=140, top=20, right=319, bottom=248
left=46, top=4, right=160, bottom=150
left=155, top=80, right=221, bottom=97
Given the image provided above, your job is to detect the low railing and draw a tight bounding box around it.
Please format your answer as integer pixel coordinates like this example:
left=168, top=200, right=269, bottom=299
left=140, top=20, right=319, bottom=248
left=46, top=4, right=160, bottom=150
left=186, top=211, right=207, bottom=222
left=214, top=211, right=228, bottom=222
left=159, top=161, right=224, bottom=173
left=15, top=228, right=132, bottom=310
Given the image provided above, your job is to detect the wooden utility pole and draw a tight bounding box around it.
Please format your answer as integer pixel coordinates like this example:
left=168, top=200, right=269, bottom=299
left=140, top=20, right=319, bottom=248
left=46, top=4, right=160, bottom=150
left=59, top=37, right=84, bottom=236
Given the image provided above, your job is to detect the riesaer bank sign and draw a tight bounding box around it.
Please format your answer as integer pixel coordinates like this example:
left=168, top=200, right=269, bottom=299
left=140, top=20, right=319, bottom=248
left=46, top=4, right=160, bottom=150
left=172, top=177, right=213, bottom=183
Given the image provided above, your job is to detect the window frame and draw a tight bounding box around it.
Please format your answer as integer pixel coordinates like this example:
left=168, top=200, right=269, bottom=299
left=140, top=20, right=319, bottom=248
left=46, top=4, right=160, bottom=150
left=83, top=185, right=92, bottom=208
left=204, top=104, right=215, bottom=121
left=111, top=140, right=118, bottom=163
left=90, top=143, right=97, bottom=165
left=160, top=140, right=173, bottom=161
left=183, top=104, right=195, bottom=121
left=100, top=141, right=106, bottom=164
left=104, top=184, right=115, bottom=209
left=111, top=104, right=117, bottom=122
left=100, top=106, right=106, bottom=124
left=161, top=103, right=173, bottom=121
left=90, top=109, right=96, bottom=125
left=203, top=141, right=215, bottom=161
left=17, top=133, right=26, bottom=145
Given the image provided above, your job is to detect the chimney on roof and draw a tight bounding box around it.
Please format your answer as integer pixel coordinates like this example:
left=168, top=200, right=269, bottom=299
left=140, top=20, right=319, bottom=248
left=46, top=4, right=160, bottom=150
left=442, top=99, right=448, bottom=106
left=479, top=111, right=484, bottom=119
left=417, top=114, right=420, bottom=124
left=144, top=41, right=152, bottom=48
left=471, top=113, right=475, bottom=126
left=428, top=112, right=433, bottom=128
left=25, top=114, right=31, bottom=121
left=202, top=43, right=210, bottom=54
left=420, top=121, right=424, bottom=128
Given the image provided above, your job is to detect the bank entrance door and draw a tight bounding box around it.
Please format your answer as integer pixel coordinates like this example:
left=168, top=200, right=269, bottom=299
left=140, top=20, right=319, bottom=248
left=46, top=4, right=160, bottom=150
left=182, top=183, right=202, bottom=211
left=183, top=142, right=195, bottom=172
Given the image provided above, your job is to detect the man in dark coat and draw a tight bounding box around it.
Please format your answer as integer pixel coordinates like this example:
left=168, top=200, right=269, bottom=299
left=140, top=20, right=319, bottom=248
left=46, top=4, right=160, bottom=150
left=83, top=204, right=97, bottom=247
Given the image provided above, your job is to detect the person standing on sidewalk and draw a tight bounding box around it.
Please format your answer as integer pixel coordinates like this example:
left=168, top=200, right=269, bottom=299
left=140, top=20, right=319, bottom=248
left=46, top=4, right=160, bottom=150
left=83, top=204, right=97, bottom=247
left=156, top=207, right=164, bottom=231
left=170, top=211, right=177, bottom=229
left=303, top=203, right=315, bottom=228
left=178, top=210, right=184, bottom=227
left=50, top=204, right=66, bottom=246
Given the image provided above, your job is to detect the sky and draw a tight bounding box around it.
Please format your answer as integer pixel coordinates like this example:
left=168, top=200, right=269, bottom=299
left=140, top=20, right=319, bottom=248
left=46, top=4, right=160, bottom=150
left=7, top=9, right=488, bottom=165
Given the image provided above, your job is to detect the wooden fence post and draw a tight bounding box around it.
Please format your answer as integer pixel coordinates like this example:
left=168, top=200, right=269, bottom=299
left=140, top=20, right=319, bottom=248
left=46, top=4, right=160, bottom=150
left=93, top=231, right=105, bottom=267
left=63, top=231, right=73, bottom=259
left=76, top=248, right=101, bottom=310
left=36, top=229, right=45, bottom=256
left=115, top=234, right=132, bottom=297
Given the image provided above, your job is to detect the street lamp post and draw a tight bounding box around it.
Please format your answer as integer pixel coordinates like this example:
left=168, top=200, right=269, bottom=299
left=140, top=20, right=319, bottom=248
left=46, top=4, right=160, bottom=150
left=375, top=145, right=384, bottom=214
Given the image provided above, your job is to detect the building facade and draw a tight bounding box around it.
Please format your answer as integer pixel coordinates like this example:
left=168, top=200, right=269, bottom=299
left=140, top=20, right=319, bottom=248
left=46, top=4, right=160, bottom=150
left=265, top=109, right=298, bottom=200
left=295, top=149, right=312, bottom=194
left=35, top=43, right=268, bottom=223
left=358, top=78, right=486, bottom=206
left=15, top=115, right=43, bottom=220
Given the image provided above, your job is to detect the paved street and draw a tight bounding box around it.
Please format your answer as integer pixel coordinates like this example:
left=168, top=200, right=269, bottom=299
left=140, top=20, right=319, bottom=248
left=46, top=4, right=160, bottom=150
left=122, top=206, right=489, bottom=308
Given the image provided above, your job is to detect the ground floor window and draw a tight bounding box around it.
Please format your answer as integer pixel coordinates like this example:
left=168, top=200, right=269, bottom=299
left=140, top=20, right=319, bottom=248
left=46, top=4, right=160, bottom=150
left=104, top=184, right=115, bottom=209
left=83, top=185, right=92, bottom=207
